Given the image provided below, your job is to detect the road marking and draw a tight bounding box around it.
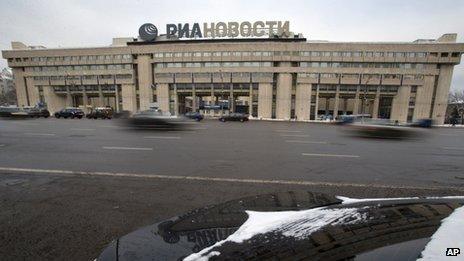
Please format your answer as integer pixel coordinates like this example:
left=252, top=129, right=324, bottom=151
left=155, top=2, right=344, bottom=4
left=0, top=144, right=5, bottom=147
left=286, top=140, right=327, bottom=144
left=0, top=166, right=460, bottom=191
left=280, top=134, right=309, bottom=137
left=192, top=127, right=208, bottom=130
left=302, top=153, right=360, bottom=158
left=70, top=128, right=96, bottom=131
left=23, top=133, right=56, bottom=136
left=144, top=136, right=181, bottom=139
left=438, top=133, right=460, bottom=136
left=441, top=147, right=464, bottom=151
left=102, top=146, right=153, bottom=151
left=275, top=130, right=301, bottom=133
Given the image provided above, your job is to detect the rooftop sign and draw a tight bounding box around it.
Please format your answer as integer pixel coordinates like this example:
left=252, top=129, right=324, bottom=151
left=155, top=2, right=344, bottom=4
left=138, top=21, right=290, bottom=41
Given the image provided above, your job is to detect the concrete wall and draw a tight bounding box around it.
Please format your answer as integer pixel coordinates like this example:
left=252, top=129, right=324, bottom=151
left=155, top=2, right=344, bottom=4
left=413, top=75, right=435, bottom=120
left=295, top=83, right=311, bottom=120
left=432, top=65, right=454, bottom=124
left=156, top=83, right=170, bottom=113
left=121, top=84, right=137, bottom=112
left=258, top=83, right=272, bottom=118
left=137, top=55, right=153, bottom=111
left=390, top=86, right=411, bottom=123
left=275, top=73, right=292, bottom=120
left=12, top=68, right=28, bottom=106
left=43, top=86, right=66, bottom=113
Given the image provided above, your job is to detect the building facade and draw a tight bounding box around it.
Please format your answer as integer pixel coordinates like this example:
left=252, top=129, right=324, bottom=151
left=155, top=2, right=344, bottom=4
left=2, top=33, right=463, bottom=124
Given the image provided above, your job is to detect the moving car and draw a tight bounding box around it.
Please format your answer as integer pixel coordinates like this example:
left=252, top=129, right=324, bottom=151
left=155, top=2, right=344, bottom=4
left=219, top=113, right=249, bottom=122
left=125, top=109, right=195, bottom=130
left=97, top=191, right=464, bottom=261
left=0, top=106, right=20, bottom=117
left=23, top=107, right=50, bottom=118
left=344, top=119, right=420, bottom=139
left=54, top=108, right=85, bottom=119
left=86, top=107, right=113, bottom=119
left=184, top=111, right=204, bottom=121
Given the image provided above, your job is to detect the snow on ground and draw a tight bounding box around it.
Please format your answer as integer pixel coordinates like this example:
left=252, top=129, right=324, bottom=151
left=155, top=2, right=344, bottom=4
left=183, top=206, right=367, bottom=261
left=337, top=196, right=464, bottom=205
left=417, top=206, right=464, bottom=260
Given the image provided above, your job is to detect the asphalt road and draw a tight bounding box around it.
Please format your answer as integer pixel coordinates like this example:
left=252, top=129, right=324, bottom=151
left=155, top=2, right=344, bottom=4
left=1, top=118, right=464, bottom=260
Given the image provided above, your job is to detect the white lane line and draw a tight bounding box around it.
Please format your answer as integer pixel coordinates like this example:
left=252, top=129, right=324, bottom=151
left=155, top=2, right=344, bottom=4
left=438, top=134, right=460, bottom=136
left=192, top=127, right=208, bottom=130
left=70, top=128, right=96, bottom=131
left=286, top=140, right=327, bottom=144
left=280, top=134, right=309, bottom=137
left=0, top=144, right=5, bottom=147
left=275, top=130, right=302, bottom=133
left=302, top=153, right=360, bottom=158
left=102, top=146, right=153, bottom=151
left=144, top=136, right=181, bottom=139
left=441, top=147, right=464, bottom=151
left=0, top=166, right=459, bottom=191
left=23, top=133, right=56, bottom=136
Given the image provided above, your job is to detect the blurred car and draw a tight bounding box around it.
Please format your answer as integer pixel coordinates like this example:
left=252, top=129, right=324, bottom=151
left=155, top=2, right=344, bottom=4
left=23, top=107, right=50, bottom=118
left=54, top=108, right=85, bottom=119
left=0, top=106, right=20, bottom=117
left=344, top=119, right=420, bottom=139
left=409, top=118, right=433, bottom=128
left=97, top=191, right=464, bottom=261
left=125, top=109, right=195, bottom=130
left=86, top=107, right=113, bottom=119
left=184, top=111, right=204, bottom=121
left=219, top=113, right=249, bottom=122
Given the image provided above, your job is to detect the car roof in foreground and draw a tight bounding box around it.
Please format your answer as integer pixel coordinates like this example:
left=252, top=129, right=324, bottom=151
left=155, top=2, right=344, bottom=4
left=97, top=191, right=464, bottom=261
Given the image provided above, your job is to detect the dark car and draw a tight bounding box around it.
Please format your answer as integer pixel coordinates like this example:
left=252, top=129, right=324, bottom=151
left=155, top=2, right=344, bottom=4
left=24, top=107, right=50, bottom=118
left=219, top=113, right=249, bottom=122
left=0, top=106, right=20, bottom=117
left=184, top=111, right=204, bottom=121
left=97, top=191, right=464, bottom=261
left=54, top=108, right=84, bottom=119
left=86, top=107, right=113, bottom=119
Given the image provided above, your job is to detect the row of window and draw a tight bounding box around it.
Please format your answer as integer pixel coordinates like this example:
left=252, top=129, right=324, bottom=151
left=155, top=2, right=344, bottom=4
left=53, top=85, right=117, bottom=92
left=313, top=85, right=400, bottom=93
left=11, top=54, right=132, bottom=63
left=153, top=51, right=431, bottom=58
left=32, top=64, right=132, bottom=72
left=300, top=62, right=425, bottom=69
left=33, top=74, right=132, bottom=81
left=155, top=62, right=273, bottom=68
left=298, top=73, right=423, bottom=80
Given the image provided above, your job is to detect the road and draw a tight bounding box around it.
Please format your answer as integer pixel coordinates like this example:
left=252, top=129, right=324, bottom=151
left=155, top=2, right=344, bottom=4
left=1, top=118, right=464, bottom=260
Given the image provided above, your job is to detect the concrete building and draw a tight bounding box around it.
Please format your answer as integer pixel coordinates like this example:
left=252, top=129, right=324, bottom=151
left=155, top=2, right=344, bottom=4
left=2, top=33, right=463, bottom=124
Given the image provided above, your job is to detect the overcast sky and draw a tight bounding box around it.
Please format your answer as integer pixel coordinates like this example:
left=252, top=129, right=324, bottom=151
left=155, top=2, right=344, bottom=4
left=0, top=0, right=463, bottom=90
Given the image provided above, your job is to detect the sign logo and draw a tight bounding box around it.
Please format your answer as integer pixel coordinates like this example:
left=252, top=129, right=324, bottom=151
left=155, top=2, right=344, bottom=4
left=446, top=248, right=460, bottom=256
left=139, top=23, right=158, bottom=41
left=138, top=21, right=291, bottom=41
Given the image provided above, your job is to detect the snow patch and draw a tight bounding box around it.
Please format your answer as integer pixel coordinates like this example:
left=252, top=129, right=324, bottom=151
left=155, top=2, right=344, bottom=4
left=337, top=196, right=464, bottom=205
left=183, top=206, right=367, bottom=261
left=417, top=206, right=464, bottom=260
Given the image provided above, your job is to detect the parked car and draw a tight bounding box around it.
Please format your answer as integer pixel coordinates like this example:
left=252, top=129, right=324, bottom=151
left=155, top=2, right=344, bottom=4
left=0, top=106, right=20, bottom=117
left=54, top=108, right=84, bottom=119
left=219, top=113, right=249, bottom=122
left=23, top=107, right=50, bottom=118
left=184, top=111, right=204, bottom=121
left=86, top=107, right=113, bottom=119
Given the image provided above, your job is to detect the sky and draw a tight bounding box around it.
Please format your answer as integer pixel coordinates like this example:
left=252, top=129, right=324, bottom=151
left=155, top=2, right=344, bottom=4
left=0, top=0, right=463, bottom=90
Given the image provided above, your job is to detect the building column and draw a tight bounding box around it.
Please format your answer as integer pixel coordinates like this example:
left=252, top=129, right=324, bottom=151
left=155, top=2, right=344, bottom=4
left=257, top=83, right=272, bottom=119
left=12, top=68, right=28, bottom=107
left=314, top=85, right=320, bottom=120
left=295, top=83, right=311, bottom=121
left=43, top=86, right=66, bottom=113
left=276, top=73, right=292, bottom=120
left=372, top=86, right=380, bottom=119
left=413, top=75, right=434, bottom=121
left=333, top=86, right=340, bottom=119
left=249, top=83, right=253, bottom=116
left=66, top=86, right=73, bottom=107
left=156, top=83, right=170, bottom=113
left=353, top=86, right=360, bottom=115
left=390, top=86, right=411, bottom=123
left=26, top=77, right=39, bottom=106
left=97, top=85, right=104, bottom=107
left=192, top=85, right=197, bottom=112
left=342, top=98, right=348, bottom=115
left=114, top=85, right=120, bottom=112
left=121, top=84, right=137, bottom=113
left=82, top=89, right=89, bottom=113
left=432, top=65, right=454, bottom=124
left=229, top=83, right=234, bottom=112
left=137, top=55, right=153, bottom=111
left=173, top=84, right=178, bottom=115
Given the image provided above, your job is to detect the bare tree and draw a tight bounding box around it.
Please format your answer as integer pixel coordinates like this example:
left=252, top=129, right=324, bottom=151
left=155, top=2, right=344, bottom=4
left=448, top=90, right=464, bottom=124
